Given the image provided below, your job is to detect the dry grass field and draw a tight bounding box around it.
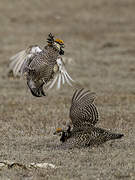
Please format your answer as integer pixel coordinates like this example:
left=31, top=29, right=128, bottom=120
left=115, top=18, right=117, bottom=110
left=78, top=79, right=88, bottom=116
left=0, top=0, right=135, bottom=179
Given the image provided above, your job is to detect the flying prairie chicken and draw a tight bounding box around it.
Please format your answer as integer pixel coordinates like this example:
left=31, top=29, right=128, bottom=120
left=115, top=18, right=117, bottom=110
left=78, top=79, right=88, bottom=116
left=8, top=33, right=74, bottom=97
left=54, top=88, right=124, bottom=149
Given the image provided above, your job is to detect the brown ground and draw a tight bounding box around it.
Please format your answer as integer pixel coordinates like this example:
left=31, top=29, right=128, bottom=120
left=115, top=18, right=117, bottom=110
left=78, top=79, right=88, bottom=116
left=0, top=0, right=135, bottom=179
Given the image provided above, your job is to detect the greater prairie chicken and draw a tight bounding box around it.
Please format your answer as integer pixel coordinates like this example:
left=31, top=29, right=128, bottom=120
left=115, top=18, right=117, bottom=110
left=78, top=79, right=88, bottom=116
left=54, top=89, right=124, bottom=149
left=8, top=33, right=74, bottom=97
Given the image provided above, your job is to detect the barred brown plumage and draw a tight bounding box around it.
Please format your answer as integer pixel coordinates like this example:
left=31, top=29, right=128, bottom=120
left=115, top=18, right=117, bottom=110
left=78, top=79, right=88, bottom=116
left=25, top=43, right=60, bottom=97
left=70, top=88, right=98, bottom=128
left=8, top=33, right=74, bottom=97
left=54, top=88, right=124, bottom=149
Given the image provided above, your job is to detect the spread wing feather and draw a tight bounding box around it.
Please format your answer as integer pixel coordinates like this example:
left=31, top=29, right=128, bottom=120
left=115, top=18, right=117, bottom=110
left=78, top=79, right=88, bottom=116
left=9, top=46, right=75, bottom=92
left=8, top=45, right=42, bottom=77
left=46, top=57, right=75, bottom=90
left=70, top=89, right=99, bottom=128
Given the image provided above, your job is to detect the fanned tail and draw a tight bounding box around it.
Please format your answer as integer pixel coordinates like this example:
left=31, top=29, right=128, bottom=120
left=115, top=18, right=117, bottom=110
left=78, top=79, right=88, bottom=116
left=72, top=89, right=96, bottom=104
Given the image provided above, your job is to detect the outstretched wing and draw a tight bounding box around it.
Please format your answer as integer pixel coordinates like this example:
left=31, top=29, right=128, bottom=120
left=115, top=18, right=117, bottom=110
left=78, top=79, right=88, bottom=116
left=46, top=57, right=75, bottom=90
left=8, top=45, right=42, bottom=77
left=70, top=89, right=99, bottom=128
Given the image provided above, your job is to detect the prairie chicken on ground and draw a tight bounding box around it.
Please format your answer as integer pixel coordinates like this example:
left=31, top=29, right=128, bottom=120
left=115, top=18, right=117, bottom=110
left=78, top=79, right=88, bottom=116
left=8, top=33, right=74, bottom=97
left=54, top=88, right=124, bottom=149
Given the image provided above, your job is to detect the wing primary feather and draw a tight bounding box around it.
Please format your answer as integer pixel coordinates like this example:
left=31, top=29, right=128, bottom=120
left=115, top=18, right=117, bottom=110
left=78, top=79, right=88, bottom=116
left=9, top=50, right=25, bottom=61
left=14, top=54, right=27, bottom=76
left=63, top=72, right=73, bottom=86
left=72, top=89, right=84, bottom=103
left=9, top=58, right=19, bottom=71
left=57, top=73, right=61, bottom=89
left=9, top=46, right=42, bottom=77
left=90, top=104, right=99, bottom=125
left=71, top=89, right=78, bottom=103
left=9, top=51, right=25, bottom=70
left=15, top=56, right=27, bottom=75
left=72, top=89, right=96, bottom=104
left=48, top=74, right=58, bottom=89
left=70, top=89, right=99, bottom=129
left=9, top=50, right=27, bottom=76
left=61, top=73, right=65, bottom=84
left=65, top=71, right=74, bottom=82
left=76, top=90, right=91, bottom=102
left=13, top=53, right=27, bottom=76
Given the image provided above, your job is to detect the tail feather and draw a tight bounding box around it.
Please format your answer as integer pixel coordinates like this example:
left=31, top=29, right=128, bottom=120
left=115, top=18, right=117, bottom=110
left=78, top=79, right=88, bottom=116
left=110, top=133, right=124, bottom=140
left=94, top=127, right=124, bottom=143
left=72, top=88, right=96, bottom=104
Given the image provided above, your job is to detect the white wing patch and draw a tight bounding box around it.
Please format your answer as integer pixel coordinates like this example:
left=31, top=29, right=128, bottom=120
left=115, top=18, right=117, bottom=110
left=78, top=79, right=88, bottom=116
left=47, top=57, right=74, bottom=90
left=9, top=45, right=42, bottom=77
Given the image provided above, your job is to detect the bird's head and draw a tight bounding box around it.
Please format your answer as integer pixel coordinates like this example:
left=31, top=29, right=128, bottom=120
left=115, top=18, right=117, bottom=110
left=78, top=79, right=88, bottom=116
left=53, top=128, right=63, bottom=136
left=53, top=125, right=71, bottom=142
left=47, top=33, right=65, bottom=55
